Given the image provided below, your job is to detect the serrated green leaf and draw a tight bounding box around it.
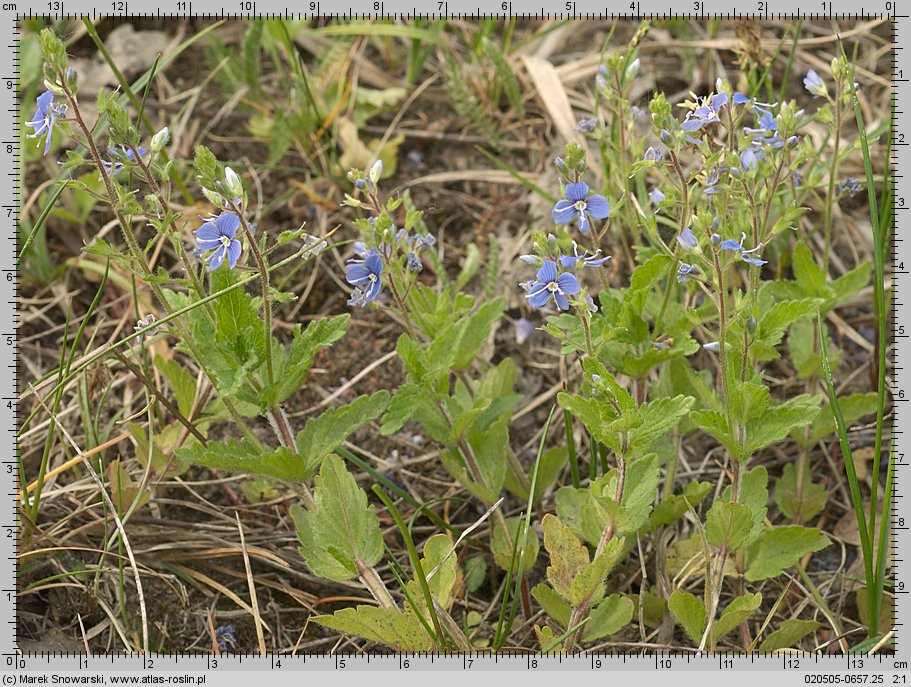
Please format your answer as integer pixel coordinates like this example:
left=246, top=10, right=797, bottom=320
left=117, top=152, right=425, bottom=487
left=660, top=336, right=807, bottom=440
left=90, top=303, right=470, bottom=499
left=757, top=298, right=824, bottom=351
left=830, top=262, right=870, bottom=304
left=154, top=354, right=197, bottom=417
left=263, top=314, right=350, bottom=407
left=758, top=619, right=820, bottom=652
left=744, top=394, right=821, bottom=456
left=453, top=297, right=505, bottom=369
left=290, top=455, right=384, bottom=582
left=542, top=514, right=590, bottom=602
left=531, top=583, right=571, bottom=628
left=630, top=254, right=672, bottom=291
left=629, top=396, right=694, bottom=457
left=619, top=454, right=660, bottom=532
left=706, top=501, right=754, bottom=551
left=722, top=465, right=768, bottom=546
left=745, top=526, right=830, bottom=582
left=651, top=481, right=712, bottom=527
left=176, top=438, right=305, bottom=482
left=792, top=240, right=825, bottom=295
left=691, top=410, right=743, bottom=459
left=774, top=462, right=828, bottom=523
left=583, top=594, right=634, bottom=642
left=312, top=605, right=431, bottom=651
left=807, top=392, right=877, bottom=444
left=668, top=589, right=706, bottom=643
left=714, top=593, right=762, bottom=639
left=295, top=391, right=390, bottom=477
left=406, top=533, right=458, bottom=610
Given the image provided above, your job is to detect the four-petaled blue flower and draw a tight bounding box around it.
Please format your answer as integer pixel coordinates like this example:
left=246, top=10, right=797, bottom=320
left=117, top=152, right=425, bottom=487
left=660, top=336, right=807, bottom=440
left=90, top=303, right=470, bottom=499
left=345, top=249, right=384, bottom=307
left=195, top=212, right=243, bottom=270
left=720, top=232, right=767, bottom=266
left=552, top=182, right=610, bottom=234
left=214, top=625, right=236, bottom=652
left=680, top=92, right=728, bottom=133
left=677, top=226, right=698, bottom=251
left=839, top=177, right=863, bottom=198
left=26, top=91, right=67, bottom=156
left=525, top=259, right=580, bottom=311
left=102, top=145, right=147, bottom=177
left=559, top=241, right=611, bottom=269
left=804, top=69, right=828, bottom=98
left=677, top=263, right=699, bottom=283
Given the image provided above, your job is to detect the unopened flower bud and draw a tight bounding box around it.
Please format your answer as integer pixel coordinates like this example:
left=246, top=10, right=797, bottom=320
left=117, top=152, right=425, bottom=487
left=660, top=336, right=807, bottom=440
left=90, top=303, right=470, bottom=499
left=150, top=127, right=169, bottom=153
left=224, top=166, right=243, bottom=199
left=625, top=58, right=640, bottom=82
left=368, top=159, right=383, bottom=184
left=747, top=315, right=757, bottom=333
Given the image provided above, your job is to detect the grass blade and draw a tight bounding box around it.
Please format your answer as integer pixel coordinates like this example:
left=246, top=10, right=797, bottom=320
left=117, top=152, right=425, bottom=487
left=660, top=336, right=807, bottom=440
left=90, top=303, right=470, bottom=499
left=818, top=314, right=876, bottom=633
left=17, top=181, right=68, bottom=269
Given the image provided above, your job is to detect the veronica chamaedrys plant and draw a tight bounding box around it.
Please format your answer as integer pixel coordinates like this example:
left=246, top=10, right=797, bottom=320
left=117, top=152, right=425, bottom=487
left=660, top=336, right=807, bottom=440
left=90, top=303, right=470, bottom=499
left=30, top=28, right=400, bottom=612
left=339, top=163, right=553, bottom=559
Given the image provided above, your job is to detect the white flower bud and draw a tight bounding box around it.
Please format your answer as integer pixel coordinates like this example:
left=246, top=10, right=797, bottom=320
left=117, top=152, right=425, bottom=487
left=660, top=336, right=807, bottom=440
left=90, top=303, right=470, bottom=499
left=43, top=79, right=65, bottom=96
left=625, top=58, right=640, bottom=82
left=224, top=166, right=244, bottom=199
left=368, top=159, right=383, bottom=184
left=150, top=127, right=169, bottom=153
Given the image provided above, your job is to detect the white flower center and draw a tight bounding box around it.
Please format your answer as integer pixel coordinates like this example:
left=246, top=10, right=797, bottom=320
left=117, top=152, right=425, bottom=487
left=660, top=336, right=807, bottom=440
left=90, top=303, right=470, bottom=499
left=547, top=281, right=559, bottom=293
left=368, top=274, right=377, bottom=282
left=219, top=235, right=232, bottom=248
left=574, top=200, right=587, bottom=212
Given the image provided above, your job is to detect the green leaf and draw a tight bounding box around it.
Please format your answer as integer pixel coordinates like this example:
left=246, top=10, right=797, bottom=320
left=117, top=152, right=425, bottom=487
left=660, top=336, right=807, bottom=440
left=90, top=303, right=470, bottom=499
left=453, top=297, right=505, bottom=369
left=630, top=254, right=672, bottom=291
left=154, top=354, right=197, bottom=417
left=407, top=533, right=459, bottom=610
left=263, top=314, right=350, bottom=407
left=290, top=455, right=384, bottom=582
left=628, top=396, right=695, bottom=457
left=531, top=583, right=571, bottom=628
left=758, top=619, right=821, bottom=652
left=714, top=593, right=762, bottom=639
left=756, top=298, right=824, bottom=352
left=691, top=410, right=743, bottom=460
left=792, top=240, right=825, bottom=295
left=177, top=438, right=305, bottom=482
left=722, top=465, right=768, bottom=546
left=312, top=605, right=431, bottom=651
left=668, top=589, right=706, bottom=643
left=830, top=262, right=870, bottom=304
left=583, top=594, right=635, bottom=642
left=618, top=454, right=660, bottom=532
left=295, top=391, right=390, bottom=477
left=491, top=516, right=539, bottom=573
left=744, top=395, right=821, bottom=456
left=706, top=501, right=754, bottom=551
left=745, top=526, right=830, bottom=582
left=807, top=392, right=877, bottom=444
left=542, top=514, right=589, bottom=602
left=774, top=462, right=828, bottom=523
left=651, top=481, right=713, bottom=527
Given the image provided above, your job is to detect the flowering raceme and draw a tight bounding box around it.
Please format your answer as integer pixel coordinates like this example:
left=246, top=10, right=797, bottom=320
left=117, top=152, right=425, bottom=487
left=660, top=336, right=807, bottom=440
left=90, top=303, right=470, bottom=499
left=552, top=182, right=610, bottom=234
left=194, top=212, right=243, bottom=270
left=26, top=90, right=67, bottom=155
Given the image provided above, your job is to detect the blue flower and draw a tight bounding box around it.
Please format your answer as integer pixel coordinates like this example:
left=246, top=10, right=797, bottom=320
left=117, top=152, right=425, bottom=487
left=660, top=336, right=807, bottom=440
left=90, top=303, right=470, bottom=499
left=720, top=232, right=767, bottom=266
left=194, top=212, right=242, bottom=270
left=552, top=182, right=610, bottom=234
left=677, top=226, right=698, bottom=251
left=643, top=146, right=664, bottom=162
left=514, top=317, right=534, bottom=344
left=26, top=91, right=67, bottom=155
left=680, top=92, right=728, bottom=133
left=738, top=147, right=764, bottom=171
left=677, top=263, right=700, bottom=283
left=649, top=188, right=666, bottom=204
left=345, top=249, right=384, bottom=306
left=558, top=241, right=611, bottom=269
left=102, top=145, right=147, bottom=177
left=524, top=259, right=580, bottom=311
left=214, top=625, right=236, bottom=652
left=804, top=69, right=828, bottom=98
left=406, top=252, right=422, bottom=272
left=839, top=177, right=863, bottom=198
left=703, top=167, right=723, bottom=195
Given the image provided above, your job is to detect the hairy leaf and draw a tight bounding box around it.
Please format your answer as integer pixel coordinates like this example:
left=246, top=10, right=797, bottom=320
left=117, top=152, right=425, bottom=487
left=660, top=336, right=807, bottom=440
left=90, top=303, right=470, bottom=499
left=745, top=526, right=830, bottom=582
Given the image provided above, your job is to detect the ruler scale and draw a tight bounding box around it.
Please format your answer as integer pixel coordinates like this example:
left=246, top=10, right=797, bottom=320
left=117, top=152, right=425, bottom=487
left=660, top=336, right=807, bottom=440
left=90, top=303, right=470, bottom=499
left=5, top=3, right=906, bottom=683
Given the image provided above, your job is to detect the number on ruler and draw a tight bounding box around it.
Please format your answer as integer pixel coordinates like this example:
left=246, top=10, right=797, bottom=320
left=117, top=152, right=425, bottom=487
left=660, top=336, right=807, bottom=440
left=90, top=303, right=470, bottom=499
left=240, top=1, right=252, bottom=9
left=112, top=0, right=125, bottom=10
left=47, top=1, right=62, bottom=10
